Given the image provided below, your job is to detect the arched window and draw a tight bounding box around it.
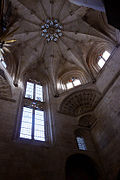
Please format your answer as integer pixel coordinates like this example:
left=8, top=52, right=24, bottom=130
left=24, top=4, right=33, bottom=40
left=57, top=77, right=82, bottom=92
left=97, top=50, right=110, bottom=68
left=57, top=70, right=89, bottom=93
left=19, top=81, right=46, bottom=141
left=86, top=43, right=113, bottom=77
left=66, top=154, right=100, bottom=180
left=66, top=77, right=81, bottom=90
left=76, top=137, right=87, bottom=150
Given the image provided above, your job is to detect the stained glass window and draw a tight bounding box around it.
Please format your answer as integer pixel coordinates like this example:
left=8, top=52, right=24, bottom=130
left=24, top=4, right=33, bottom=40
left=76, top=137, right=87, bottom=150
left=25, top=82, right=34, bottom=99
left=41, top=19, right=63, bottom=42
left=20, top=81, right=45, bottom=141
left=98, top=58, right=105, bottom=68
left=102, top=51, right=110, bottom=60
left=66, top=77, right=81, bottom=90
left=34, top=110, right=45, bottom=141
left=66, top=82, right=73, bottom=89
left=73, top=79, right=81, bottom=86
left=20, top=107, right=32, bottom=139
left=25, top=82, right=43, bottom=101
left=98, top=51, right=110, bottom=68
left=35, top=84, right=43, bottom=102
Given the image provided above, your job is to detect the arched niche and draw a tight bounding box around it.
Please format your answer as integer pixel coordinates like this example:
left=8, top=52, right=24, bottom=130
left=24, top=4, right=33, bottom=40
left=59, top=89, right=101, bottom=116
left=79, top=114, right=97, bottom=128
left=65, top=154, right=100, bottom=180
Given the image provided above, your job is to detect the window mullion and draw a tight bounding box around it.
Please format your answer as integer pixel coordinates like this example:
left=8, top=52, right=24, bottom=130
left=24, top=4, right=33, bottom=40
left=32, top=109, right=35, bottom=140
left=72, top=81, right=74, bottom=87
left=102, top=57, right=106, bottom=62
left=20, top=81, right=47, bottom=142
left=32, top=84, right=36, bottom=140
left=33, top=83, right=36, bottom=100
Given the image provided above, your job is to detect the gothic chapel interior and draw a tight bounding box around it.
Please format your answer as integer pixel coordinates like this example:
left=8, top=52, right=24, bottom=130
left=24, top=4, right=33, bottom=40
left=0, top=0, right=120, bottom=180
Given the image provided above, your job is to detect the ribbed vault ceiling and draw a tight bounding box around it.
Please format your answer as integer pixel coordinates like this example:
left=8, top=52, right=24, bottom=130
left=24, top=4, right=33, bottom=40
left=6, top=0, right=119, bottom=93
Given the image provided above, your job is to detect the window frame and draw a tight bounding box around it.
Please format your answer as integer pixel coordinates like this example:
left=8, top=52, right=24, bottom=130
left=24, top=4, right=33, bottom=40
left=97, top=51, right=110, bottom=69
left=20, top=107, right=45, bottom=142
left=76, top=136, right=87, bottom=151
left=65, top=78, right=81, bottom=90
left=15, top=80, right=52, bottom=145
left=20, top=81, right=46, bottom=142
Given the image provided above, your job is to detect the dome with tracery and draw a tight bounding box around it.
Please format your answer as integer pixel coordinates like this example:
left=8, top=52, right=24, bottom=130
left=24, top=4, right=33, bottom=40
left=3, top=0, right=117, bottom=95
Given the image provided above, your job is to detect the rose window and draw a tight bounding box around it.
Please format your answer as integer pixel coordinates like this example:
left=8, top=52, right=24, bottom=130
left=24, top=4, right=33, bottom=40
left=41, top=19, right=63, bottom=42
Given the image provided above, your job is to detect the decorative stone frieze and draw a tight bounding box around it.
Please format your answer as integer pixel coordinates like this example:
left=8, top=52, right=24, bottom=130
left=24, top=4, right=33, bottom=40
left=59, top=89, right=101, bottom=116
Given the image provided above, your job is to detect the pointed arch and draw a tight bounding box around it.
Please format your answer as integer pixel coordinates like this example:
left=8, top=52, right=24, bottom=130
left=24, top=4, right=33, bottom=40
left=65, top=154, right=100, bottom=180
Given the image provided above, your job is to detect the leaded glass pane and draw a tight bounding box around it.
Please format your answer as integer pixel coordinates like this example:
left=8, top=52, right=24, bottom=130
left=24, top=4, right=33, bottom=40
left=98, top=58, right=105, bottom=68
left=20, top=107, right=32, bottom=139
left=76, top=137, right=87, bottom=150
left=35, top=84, right=43, bottom=102
left=73, top=79, right=81, bottom=86
left=20, top=82, right=46, bottom=142
left=25, top=82, right=34, bottom=99
left=20, top=134, right=32, bottom=139
left=102, top=51, right=110, bottom=61
left=66, top=82, right=73, bottom=89
left=34, top=110, right=45, bottom=141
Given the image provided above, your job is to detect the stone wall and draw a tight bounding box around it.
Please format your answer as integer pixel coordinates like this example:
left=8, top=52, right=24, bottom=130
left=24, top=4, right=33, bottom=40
left=0, top=81, right=111, bottom=179
left=0, top=85, right=99, bottom=180
left=92, top=46, right=120, bottom=179
left=0, top=47, right=120, bottom=180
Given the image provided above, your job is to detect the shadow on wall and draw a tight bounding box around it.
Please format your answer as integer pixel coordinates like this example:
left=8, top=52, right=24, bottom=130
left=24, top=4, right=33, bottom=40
left=65, top=154, right=100, bottom=180
left=0, top=68, right=12, bottom=97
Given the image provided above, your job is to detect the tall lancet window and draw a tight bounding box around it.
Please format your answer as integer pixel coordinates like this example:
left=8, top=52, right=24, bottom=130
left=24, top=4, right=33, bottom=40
left=20, top=81, right=45, bottom=141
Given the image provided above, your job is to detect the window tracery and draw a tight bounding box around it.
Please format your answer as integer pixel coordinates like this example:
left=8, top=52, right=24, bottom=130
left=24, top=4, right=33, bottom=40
left=59, top=89, right=101, bottom=116
left=19, top=81, right=45, bottom=141
left=41, top=19, right=63, bottom=42
left=86, top=41, right=113, bottom=77
left=57, top=70, right=89, bottom=93
left=66, top=77, right=81, bottom=89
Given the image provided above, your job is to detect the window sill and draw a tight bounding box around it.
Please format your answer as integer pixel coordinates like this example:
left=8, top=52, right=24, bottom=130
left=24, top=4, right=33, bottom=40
left=13, top=138, right=52, bottom=148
